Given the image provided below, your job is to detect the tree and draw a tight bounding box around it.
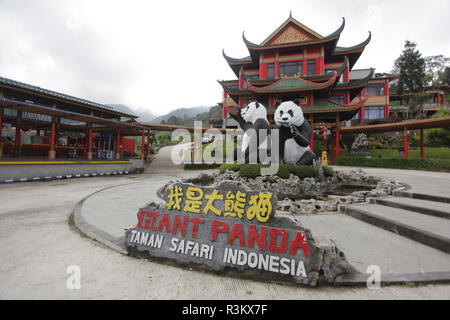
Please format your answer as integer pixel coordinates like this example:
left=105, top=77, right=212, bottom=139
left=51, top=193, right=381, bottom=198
left=424, top=55, right=450, bottom=88
left=425, top=109, right=450, bottom=147
left=393, top=40, right=426, bottom=94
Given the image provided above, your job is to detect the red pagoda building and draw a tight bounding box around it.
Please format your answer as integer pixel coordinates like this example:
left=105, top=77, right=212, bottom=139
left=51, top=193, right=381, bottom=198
left=219, top=14, right=374, bottom=161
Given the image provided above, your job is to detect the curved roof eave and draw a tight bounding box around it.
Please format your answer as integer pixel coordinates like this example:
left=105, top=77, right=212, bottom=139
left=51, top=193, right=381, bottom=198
left=222, top=49, right=253, bottom=64
left=335, top=31, right=371, bottom=54
left=242, top=17, right=345, bottom=50
left=336, top=68, right=374, bottom=89
left=246, top=71, right=338, bottom=93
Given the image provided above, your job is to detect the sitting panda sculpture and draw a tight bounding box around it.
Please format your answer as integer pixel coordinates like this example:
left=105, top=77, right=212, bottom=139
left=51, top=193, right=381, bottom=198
left=229, top=101, right=271, bottom=163
left=274, top=101, right=316, bottom=165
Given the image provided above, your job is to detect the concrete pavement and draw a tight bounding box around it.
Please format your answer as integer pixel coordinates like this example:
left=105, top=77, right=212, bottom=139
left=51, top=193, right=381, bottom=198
left=74, top=147, right=450, bottom=286
left=1, top=146, right=450, bottom=298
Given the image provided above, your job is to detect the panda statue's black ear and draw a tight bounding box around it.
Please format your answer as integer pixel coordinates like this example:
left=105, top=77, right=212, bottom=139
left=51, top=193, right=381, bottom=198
left=255, top=102, right=260, bottom=108
left=292, top=99, right=301, bottom=106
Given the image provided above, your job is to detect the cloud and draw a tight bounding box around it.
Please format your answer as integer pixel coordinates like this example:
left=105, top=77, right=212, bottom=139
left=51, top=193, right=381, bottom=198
left=0, top=0, right=448, bottom=116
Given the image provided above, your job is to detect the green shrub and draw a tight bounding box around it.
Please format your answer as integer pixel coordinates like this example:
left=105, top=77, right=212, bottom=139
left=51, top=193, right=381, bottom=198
left=238, top=164, right=261, bottom=178
left=289, top=165, right=315, bottom=178
left=218, top=163, right=240, bottom=174
left=276, top=165, right=292, bottom=179
left=335, top=157, right=450, bottom=172
left=323, top=165, right=334, bottom=177
left=184, top=163, right=221, bottom=170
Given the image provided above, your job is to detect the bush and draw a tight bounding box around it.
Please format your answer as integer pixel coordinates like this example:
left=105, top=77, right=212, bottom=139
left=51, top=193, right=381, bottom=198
left=276, top=165, right=292, bottom=179
left=323, top=166, right=334, bottom=177
left=289, top=165, right=315, bottom=178
left=238, top=164, right=262, bottom=178
left=184, top=163, right=221, bottom=170
left=218, top=163, right=240, bottom=174
left=218, top=163, right=326, bottom=179
left=335, top=157, right=450, bottom=172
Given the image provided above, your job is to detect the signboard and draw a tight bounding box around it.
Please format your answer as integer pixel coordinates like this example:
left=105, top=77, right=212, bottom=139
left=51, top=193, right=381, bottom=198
left=125, top=182, right=324, bottom=286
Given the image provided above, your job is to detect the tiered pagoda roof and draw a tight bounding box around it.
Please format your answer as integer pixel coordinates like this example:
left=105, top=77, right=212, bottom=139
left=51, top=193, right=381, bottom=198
left=219, top=14, right=374, bottom=123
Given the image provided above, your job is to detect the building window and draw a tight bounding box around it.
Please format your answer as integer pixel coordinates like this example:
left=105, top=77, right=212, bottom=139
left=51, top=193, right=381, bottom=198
left=364, top=106, right=385, bottom=119
left=267, top=63, right=275, bottom=78
left=307, top=60, right=316, bottom=75
left=280, top=61, right=302, bottom=77
left=329, top=95, right=345, bottom=104
left=298, top=96, right=307, bottom=104
left=365, top=83, right=385, bottom=96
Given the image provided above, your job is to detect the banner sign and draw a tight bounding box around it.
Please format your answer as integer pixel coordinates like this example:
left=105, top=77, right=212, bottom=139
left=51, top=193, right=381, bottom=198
left=125, top=182, right=323, bottom=286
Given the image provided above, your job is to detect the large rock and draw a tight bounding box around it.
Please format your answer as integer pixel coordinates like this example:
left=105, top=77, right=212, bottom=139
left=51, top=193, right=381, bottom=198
left=126, top=181, right=358, bottom=286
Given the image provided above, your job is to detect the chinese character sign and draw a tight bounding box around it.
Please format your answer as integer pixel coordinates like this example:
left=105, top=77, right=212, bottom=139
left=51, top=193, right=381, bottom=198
left=163, top=182, right=276, bottom=224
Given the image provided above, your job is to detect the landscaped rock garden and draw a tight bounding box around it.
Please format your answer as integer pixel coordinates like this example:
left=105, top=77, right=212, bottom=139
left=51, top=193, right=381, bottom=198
left=178, top=166, right=405, bottom=215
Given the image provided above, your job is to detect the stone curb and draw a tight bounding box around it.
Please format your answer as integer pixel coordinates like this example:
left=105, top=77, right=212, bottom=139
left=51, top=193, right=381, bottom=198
left=339, top=205, right=450, bottom=254
left=374, top=198, right=450, bottom=219
left=1, top=171, right=130, bottom=184
left=72, top=182, right=138, bottom=256
left=394, top=190, right=450, bottom=204
left=72, top=177, right=450, bottom=287
left=335, top=271, right=450, bottom=286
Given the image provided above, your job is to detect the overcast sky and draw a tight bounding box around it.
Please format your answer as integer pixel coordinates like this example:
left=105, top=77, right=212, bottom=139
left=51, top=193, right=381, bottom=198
left=0, top=0, right=448, bottom=116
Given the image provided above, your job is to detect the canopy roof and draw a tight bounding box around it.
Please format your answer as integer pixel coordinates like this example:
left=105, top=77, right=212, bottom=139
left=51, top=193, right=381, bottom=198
left=340, top=116, right=450, bottom=133
left=0, top=97, right=148, bottom=136
left=0, top=76, right=137, bottom=119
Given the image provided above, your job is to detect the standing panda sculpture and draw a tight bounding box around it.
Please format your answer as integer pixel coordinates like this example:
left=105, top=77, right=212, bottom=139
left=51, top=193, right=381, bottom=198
left=229, top=101, right=271, bottom=163
left=274, top=101, right=316, bottom=165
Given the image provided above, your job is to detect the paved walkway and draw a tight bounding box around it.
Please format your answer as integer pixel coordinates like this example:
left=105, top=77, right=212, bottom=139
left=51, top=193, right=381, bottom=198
left=75, top=149, right=450, bottom=280
left=1, top=146, right=450, bottom=299
left=333, top=166, right=450, bottom=200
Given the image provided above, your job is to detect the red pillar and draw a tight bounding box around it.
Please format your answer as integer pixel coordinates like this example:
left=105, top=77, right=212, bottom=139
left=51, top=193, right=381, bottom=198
left=14, top=111, right=22, bottom=158
left=330, top=130, right=335, bottom=165
left=0, top=108, right=3, bottom=158
left=336, top=114, right=340, bottom=159
left=420, top=129, right=424, bottom=159
left=222, top=91, right=227, bottom=119
left=310, top=115, right=314, bottom=152
left=115, top=129, right=121, bottom=160
left=86, top=126, right=93, bottom=160
left=146, top=131, right=151, bottom=164
left=141, top=130, right=146, bottom=167
left=403, top=127, right=408, bottom=159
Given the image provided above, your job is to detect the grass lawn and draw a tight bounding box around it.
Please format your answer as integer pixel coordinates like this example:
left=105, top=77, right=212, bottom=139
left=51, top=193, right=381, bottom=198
left=338, top=147, right=450, bottom=160
left=335, top=147, right=450, bottom=171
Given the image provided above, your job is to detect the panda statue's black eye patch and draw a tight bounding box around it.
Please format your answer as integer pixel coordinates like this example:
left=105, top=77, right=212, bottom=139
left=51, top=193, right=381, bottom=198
left=288, top=110, right=294, bottom=117
left=280, top=110, right=284, bottom=115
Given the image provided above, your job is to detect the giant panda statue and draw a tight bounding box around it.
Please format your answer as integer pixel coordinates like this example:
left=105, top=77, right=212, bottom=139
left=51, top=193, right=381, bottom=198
left=274, top=101, right=316, bottom=165
left=229, top=101, right=271, bottom=163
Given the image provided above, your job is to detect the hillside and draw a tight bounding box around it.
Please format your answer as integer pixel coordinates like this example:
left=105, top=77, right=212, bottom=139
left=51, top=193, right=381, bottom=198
left=160, top=105, right=222, bottom=126
left=107, top=104, right=156, bottom=121
left=151, top=106, right=213, bottom=123
left=106, top=104, right=221, bottom=126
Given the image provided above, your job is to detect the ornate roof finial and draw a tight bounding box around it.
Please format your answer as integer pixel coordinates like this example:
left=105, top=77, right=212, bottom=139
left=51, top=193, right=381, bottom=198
left=289, top=10, right=292, bottom=18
